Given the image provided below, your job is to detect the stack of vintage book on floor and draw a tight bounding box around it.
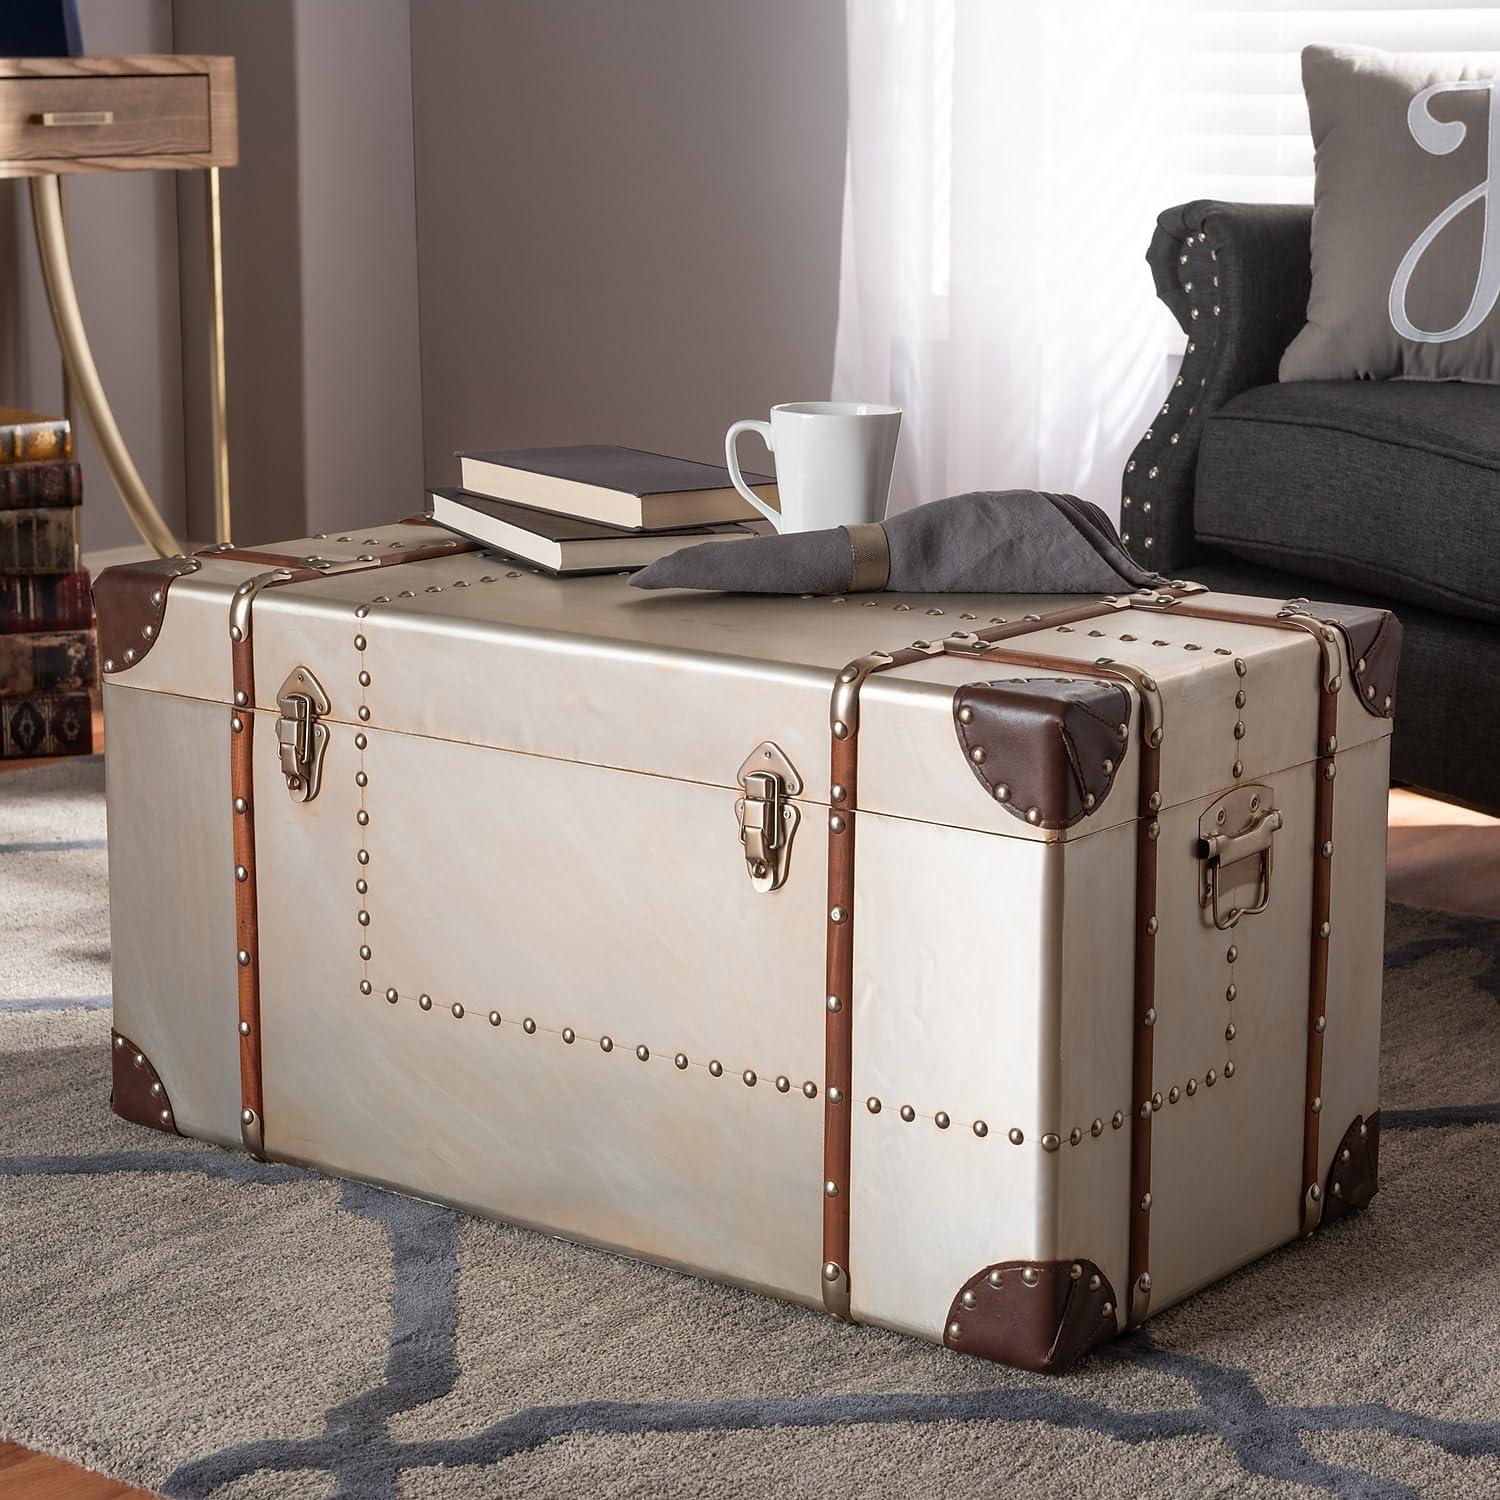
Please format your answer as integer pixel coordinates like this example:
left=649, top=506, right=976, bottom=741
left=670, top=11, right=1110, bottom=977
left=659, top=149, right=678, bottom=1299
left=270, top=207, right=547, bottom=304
left=426, top=444, right=776, bottom=575
left=0, top=407, right=94, bottom=759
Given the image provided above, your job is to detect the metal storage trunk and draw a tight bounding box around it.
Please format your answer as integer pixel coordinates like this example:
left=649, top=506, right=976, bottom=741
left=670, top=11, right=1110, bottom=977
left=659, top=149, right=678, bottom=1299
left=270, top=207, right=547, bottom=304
left=95, top=520, right=1399, bottom=1373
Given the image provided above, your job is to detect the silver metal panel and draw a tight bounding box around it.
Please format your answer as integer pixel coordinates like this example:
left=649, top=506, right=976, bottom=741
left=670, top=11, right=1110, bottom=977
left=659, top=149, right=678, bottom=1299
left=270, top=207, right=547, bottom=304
left=1316, top=736, right=1389, bottom=1181
left=256, top=721, right=827, bottom=1306
left=102, top=683, right=241, bottom=1146
left=847, top=819, right=1056, bottom=1339
left=1145, top=765, right=1316, bottom=1308
left=1052, top=818, right=1137, bottom=1312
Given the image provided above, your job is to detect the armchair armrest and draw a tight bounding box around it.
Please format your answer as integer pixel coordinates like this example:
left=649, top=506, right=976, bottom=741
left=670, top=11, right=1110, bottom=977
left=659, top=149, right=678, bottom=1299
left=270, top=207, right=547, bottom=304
left=1122, top=200, right=1312, bottom=573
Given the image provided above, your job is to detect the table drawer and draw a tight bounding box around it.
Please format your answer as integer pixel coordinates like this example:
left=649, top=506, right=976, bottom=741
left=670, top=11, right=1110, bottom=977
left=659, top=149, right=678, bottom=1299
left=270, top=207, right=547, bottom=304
left=0, top=74, right=211, bottom=162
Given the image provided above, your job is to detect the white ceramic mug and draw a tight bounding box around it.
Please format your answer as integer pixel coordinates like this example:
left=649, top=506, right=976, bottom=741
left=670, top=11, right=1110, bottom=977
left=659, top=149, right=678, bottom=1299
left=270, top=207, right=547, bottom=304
left=724, top=401, right=901, bottom=533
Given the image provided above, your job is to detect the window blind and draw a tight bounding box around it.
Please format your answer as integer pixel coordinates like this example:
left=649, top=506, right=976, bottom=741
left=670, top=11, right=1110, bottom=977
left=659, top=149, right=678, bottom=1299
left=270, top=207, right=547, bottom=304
left=1169, top=1, right=1500, bottom=205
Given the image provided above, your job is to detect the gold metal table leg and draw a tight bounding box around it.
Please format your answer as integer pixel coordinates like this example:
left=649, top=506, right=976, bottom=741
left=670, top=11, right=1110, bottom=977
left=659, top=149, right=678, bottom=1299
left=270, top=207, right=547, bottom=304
left=28, top=172, right=184, bottom=559
left=206, top=165, right=232, bottom=543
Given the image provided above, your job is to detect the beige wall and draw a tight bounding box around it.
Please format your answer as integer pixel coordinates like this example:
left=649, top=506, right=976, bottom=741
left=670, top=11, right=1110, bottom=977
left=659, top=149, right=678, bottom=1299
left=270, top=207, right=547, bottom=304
left=2, top=1, right=848, bottom=551
left=409, top=0, right=848, bottom=489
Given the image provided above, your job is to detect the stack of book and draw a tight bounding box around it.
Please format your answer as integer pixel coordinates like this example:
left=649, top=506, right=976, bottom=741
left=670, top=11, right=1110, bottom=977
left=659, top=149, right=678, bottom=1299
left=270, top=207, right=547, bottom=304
left=0, top=406, right=94, bottom=759
left=427, top=444, right=777, bottom=576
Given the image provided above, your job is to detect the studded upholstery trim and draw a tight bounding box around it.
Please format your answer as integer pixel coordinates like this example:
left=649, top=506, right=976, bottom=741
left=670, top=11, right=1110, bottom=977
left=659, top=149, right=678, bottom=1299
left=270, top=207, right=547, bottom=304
left=944, top=1260, right=1118, bottom=1375
left=110, top=1030, right=178, bottom=1135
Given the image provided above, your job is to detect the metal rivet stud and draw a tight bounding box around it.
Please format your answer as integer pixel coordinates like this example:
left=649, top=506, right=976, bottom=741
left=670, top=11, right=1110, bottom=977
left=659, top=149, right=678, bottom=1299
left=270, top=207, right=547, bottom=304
left=973, top=1120, right=988, bottom=1137
left=1227, top=945, right=1238, bottom=963
left=672, top=1052, right=686, bottom=1068
left=418, top=994, right=432, bottom=1011
left=231, top=716, right=243, bottom=733
left=1144, top=1007, right=1157, bottom=1027
left=234, top=865, right=248, bottom=882
left=637, top=1045, right=650, bottom=1062
left=450, top=1003, right=464, bottom=1019
left=1186, top=1078, right=1198, bottom=1096
left=238, top=1020, right=251, bottom=1037
left=829, top=814, right=845, bottom=834
left=357, top=910, right=370, bottom=926
left=355, top=771, right=368, bottom=788
left=900, top=1105, right=916, bottom=1122
left=935, top=1112, right=951, bottom=1130
left=1206, top=1068, right=1217, bottom=1086
left=355, top=733, right=368, bottom=750
left=385, top=987, right=398, bottom=1002
left=489, top=1011, right=501, bottom=1027
left=236, top=949, right=250, bottom=966
left=1168, top=1086, right=1180, bottom=1103
left=826, top=995, right=842, bottom=1013
left=970, top=746, right=986, bottom=765
left=1225, top=1023, right=1237, bottom=1041
left=354, top=635, right=366, bottom=651
left=803, top=1080, right=818, bottom=1098
left=828, top=1086, right=843, bottom=1104
left=708, top=1059, right=723, bottom=1077
left=1041, top=1132, right=1060, bottom=1152
left=1021, top=1268, right=1039, bottom=1286
left=1113, top=1111, right=1124, bottom=1128
left=1141, top=1192, right=1152, bottom=1210
left=357, top=810, right=369, bottom=826
left=867, top=1096, right=882, bottom=1114
left=829, top=906, right=847, bottom=924
left=824, top=1181, right=839, bottom=1198
left=830, top=784, right=846, bottom=802
left=1226, top=983, right=1237, bottom=1001
left=360, top=980, right=373, bottom=995
left=1315, top=1016, right=1326, bottom=1033
left=523, top=1017, right=537, bottom=1035
left=776, top=1075, right=790, bottom=1092
left=599, top=1033, right=611, bottom=1050
left=1008, top=1127, right=1024, bottom=1145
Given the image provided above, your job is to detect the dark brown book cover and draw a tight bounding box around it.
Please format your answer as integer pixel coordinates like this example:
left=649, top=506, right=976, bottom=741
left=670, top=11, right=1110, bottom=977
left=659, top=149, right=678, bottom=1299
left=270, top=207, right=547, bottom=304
left=0, top=690, right=92, bottom=758
left=460, top=444, right=771, bottom=497
left=0, top=629, right=97, bottom=695
left=0, top=508, right=81, bottom=573
left=0, top=407, right=72, bottom=465
left=0, top=569, right=93, bottom=633
left=0, top=460, right=82, bottom=509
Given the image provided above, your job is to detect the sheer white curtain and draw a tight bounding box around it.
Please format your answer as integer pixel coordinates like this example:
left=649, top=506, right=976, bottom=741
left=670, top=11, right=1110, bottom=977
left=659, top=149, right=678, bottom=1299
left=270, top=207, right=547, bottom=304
left=833, top=0, right=1500, bottom=518
left=834, top=1, right=1188, bottom=517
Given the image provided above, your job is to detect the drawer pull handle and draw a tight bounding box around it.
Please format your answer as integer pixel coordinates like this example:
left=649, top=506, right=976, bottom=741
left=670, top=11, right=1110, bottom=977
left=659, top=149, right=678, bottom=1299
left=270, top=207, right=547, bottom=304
left=38, top=111, right=115, bottom=127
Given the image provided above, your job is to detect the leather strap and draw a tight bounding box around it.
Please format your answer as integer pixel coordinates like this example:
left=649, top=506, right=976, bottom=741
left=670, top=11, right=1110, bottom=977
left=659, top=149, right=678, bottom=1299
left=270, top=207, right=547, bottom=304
left=843, top=523, right=892, bottom=593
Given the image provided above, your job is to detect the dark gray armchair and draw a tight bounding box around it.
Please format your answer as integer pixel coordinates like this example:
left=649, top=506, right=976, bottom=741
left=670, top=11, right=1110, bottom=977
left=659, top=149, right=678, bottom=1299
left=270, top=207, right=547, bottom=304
left=1123, top=200, right=1500, bottom=813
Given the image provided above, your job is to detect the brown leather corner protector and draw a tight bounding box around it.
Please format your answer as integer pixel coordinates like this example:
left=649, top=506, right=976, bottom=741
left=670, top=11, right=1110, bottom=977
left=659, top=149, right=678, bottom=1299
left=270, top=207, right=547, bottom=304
left=1306, top=602, right=1402, bottom=719
left=945, top=1260, right=1118, bottom=1374
left=110, top=1030, right=179, bottom=1135
left=953, top=677, right=1131, bottom=828
left=92, top=556, right=202, bottom=676
left=1323, top=1111, right=1380, bottom=1223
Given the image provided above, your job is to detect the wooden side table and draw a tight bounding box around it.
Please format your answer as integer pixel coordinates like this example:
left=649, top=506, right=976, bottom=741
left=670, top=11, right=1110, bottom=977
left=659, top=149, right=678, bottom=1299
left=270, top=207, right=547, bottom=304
left=0, top=55, right=238, bottom=555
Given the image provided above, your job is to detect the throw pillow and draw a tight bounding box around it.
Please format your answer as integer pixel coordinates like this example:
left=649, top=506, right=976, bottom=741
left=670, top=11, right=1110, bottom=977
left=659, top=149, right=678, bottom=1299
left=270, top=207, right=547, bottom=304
left=1281, top=44, right=1500, bottom=383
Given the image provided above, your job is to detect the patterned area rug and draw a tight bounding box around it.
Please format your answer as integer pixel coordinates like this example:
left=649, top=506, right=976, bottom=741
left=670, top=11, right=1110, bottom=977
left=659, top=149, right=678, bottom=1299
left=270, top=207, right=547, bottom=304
left=2, top=758, right=1499, bottom=1499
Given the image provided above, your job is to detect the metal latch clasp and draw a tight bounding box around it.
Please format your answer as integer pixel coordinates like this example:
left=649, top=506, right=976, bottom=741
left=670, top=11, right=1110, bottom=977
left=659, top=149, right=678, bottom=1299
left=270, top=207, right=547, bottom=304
left=275, top=665, right=331, bottom=802
left=1198, top=784, right=1281, bottom=929
left=735, top=741, right=802, bottom=893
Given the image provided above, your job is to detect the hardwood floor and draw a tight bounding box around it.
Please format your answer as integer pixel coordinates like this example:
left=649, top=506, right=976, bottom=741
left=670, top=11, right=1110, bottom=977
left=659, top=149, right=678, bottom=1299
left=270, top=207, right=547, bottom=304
left=0, top=760, right=1495, bottom=1496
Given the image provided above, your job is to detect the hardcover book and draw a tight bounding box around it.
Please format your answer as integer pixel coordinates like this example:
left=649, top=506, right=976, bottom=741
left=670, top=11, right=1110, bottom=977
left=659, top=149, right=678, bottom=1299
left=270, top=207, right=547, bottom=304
left=0, top=690, right=91, bottom=759
left=427, top=488, right=770, bottom=576
left=0, top=569, right=93, bottom=633
left=0, top=507, right=81, bottom=573
left=0, top=629, right=97, bottom=695
left=0, top=407, right=72, bottom=465
left=456, top=444, right=776, bottom=531
left=0, top=460, right=82, bottom=509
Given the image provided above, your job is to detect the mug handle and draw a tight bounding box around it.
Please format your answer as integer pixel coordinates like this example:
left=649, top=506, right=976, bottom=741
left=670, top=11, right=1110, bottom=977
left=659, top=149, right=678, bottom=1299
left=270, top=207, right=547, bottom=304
left=724, top=420, right=783, bottom=530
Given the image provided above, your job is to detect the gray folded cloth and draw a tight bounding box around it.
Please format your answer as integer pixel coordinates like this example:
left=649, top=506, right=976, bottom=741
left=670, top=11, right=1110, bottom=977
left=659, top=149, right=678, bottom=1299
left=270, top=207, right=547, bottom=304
left=630, top=490, right=1169, bottom=595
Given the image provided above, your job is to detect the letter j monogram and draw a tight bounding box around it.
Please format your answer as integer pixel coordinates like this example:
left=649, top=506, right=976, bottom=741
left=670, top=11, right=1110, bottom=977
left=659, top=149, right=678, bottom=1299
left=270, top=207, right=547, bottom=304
left=1389, top=76, right=1500, bottom=344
